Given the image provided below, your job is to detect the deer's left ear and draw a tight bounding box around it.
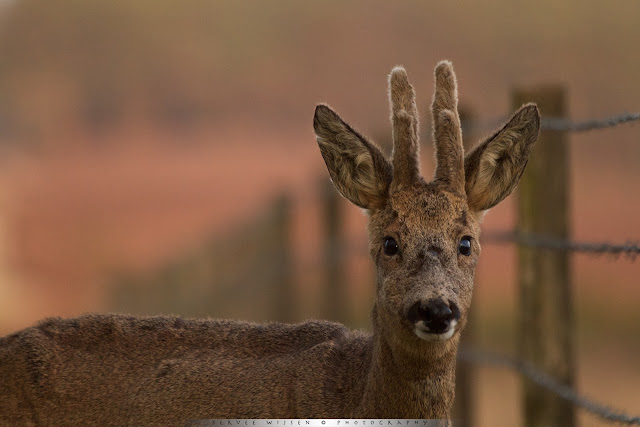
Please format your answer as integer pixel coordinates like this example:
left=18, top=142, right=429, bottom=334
left=464, top=104, right=540, bottom=213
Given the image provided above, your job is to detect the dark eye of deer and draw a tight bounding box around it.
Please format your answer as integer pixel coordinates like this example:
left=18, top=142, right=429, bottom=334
left=459, top=236, right=472, bottom=256
left=383, top=237, right=399, bottom=256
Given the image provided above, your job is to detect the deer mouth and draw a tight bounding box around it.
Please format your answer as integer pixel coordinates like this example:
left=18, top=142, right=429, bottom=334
left=413, top=319, right=458, bottom=342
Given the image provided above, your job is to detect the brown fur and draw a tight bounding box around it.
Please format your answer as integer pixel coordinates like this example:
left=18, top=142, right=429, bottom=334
left=0, top=61, right=540, bottom=425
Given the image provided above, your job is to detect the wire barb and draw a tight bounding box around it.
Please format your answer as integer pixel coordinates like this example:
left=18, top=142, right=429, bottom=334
left=458, top=347, right=640, bottom=425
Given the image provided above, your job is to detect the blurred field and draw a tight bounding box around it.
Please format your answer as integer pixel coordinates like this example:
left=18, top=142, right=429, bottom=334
left=0, top=1, right=638, bottom=425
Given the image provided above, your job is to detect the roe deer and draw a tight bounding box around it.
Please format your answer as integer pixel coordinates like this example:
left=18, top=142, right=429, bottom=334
left=0, top=61, right=540, bottom=425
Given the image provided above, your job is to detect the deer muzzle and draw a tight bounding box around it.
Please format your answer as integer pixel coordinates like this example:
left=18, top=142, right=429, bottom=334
left=406, top=297, right=461, bottom=341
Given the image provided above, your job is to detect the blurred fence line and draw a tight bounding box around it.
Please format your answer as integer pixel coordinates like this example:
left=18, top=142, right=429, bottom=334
left=455, top=86, right=640, bottom=427
left=111, top=194, right=295, bottom=322
left=457, top=347, right=640, bottom=426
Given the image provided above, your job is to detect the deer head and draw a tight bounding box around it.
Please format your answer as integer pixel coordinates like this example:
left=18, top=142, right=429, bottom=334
left=314, top=61, right=540, bottom=356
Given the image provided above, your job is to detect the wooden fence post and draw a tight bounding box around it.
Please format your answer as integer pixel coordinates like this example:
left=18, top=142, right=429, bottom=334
left=272, top=193, right=295, bottom=322
left=323, top=180, right=349, bottom=324
left=513, top=87, right=575, bottom=427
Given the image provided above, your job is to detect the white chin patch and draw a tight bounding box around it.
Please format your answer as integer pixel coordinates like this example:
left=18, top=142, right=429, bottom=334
left=413, top=319, right=457, bottom=342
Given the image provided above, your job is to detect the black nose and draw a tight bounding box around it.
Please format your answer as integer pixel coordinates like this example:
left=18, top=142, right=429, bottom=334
left=407, top=298, right=460, bottom=334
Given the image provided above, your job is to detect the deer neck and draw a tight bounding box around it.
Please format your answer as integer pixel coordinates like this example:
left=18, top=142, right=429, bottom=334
left=358, top=303, right=459, bottom=419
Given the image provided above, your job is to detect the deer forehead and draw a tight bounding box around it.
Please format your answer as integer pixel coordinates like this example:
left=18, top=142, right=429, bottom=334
left=377, top=183, right=475, bottom=242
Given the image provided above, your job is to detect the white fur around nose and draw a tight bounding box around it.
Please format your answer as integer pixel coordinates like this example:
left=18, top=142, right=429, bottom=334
left=413, top=319, right=458, bottom=342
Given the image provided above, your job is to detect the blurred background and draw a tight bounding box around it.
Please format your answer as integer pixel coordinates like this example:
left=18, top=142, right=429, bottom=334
left=0, top=1, right=638, bottom=425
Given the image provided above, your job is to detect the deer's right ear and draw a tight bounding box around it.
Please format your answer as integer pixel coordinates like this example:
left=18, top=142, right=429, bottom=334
left=314, top=104, right=393, bottom=210
left=464, top=104, right=540, bottom=213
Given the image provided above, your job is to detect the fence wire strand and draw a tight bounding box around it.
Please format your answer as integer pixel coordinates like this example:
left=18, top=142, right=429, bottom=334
left=458, top=347, right=640, bottom=425
left=470, top=111, right=640, bottom=134
left=541, top=112, right=640, bottom=132
left=482, top=231, right=640, bottom=261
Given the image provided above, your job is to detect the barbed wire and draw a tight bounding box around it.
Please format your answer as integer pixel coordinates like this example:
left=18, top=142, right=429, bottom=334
left=458, top=347, right=640, bottom=425
left=482, top=230, right=640, bottom=261
left=541, top=112, right=640, bottom=132
left=467, top=111, right=640, bottom=134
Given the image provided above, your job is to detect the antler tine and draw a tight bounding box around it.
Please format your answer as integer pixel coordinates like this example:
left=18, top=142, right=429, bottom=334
left=432, top=61, right=465, bottom=193
left=389, top=66, right=420, bottom=189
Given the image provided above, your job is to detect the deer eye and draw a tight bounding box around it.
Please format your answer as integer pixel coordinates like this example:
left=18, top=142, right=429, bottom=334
left=458, top=236, right=472, bottom=256
left=383, top=237, right=399, bottom=256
